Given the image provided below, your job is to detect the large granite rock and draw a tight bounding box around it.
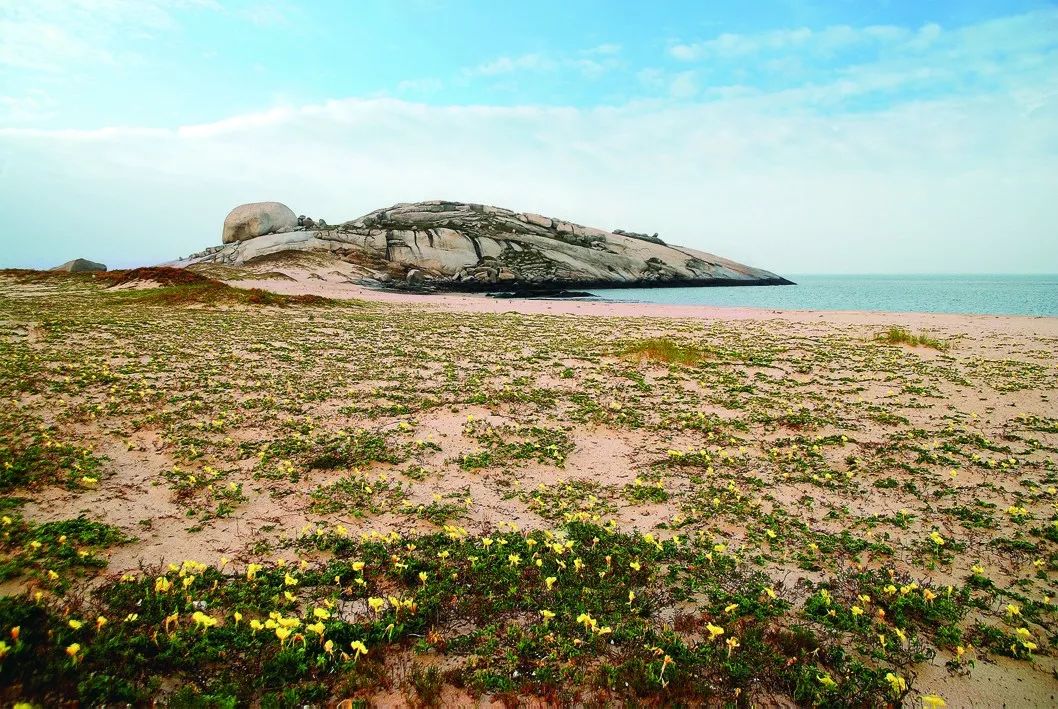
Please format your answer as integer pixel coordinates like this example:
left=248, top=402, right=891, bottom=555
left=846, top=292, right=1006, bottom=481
left=179, top=200, right=791, bottom=290
left=222, top=202, right=297, bottom=244
left=51, top=258, right=107, bottom=273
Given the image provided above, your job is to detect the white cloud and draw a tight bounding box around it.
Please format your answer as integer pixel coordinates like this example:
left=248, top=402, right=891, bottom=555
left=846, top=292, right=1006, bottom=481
left=666, top=12, right=1049, bottom=62
left=465, top=46, right=621, bottom=80
left=396, top=77, right=445, bottom=94
left=0, top=0, right=219, bottom=71
left=466, top=53, right=557, bottom=77
left=668, top=72, right=698, bottom=98
left=583, top=43, right=621, bottom=56
left=0, top=91, right=56, bottom=123
left=1, top=88, right=1054, bottom=273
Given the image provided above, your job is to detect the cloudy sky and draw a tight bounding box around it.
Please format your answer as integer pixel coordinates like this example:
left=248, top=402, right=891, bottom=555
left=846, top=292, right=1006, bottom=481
left=1, top=0, right=1056, bottom=272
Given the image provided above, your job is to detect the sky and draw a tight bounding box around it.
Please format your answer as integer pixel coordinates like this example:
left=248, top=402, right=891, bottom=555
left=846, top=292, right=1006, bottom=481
left=1, top=1, right=1056, bottom=273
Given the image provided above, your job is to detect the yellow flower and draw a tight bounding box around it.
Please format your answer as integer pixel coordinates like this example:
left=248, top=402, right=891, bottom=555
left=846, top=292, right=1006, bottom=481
left=508, top=553, right=521, bottom=566
left=324, top=639, right=335, bottom=655
left=284, top=572, right=298, bottom=586
left=922, top=695, right=946, bottom=709
left=629, top=560, right=641, bottom=571
left=545, top=576, right=557, bottom=590
left=706, top=623, right=724, bottom=640
left=350, top=639, right=368, bottom=661
left=884, top=672, right=906, bottom=695
left=66, top=642, right=81, bottom=660
left=275, top=627, right=291, bottom=644
left=191, top=611, right=217, bottom=629
left=250, top=619, right=264, bottom=634
left=368, top=597, right=385, bottom=614
left=95, top=616, right=107, bottom=631
left=68, top=619, right=83, bottom=630
left=725, top=636, right=740, bottom=656
left=576, top=612, right=596, bottom=630
left=1006, top=603, right=1020, bottom=617
left=817, top=673, right=837, bottom=690
left=233, top=612, right=243, bottom=625
left=929, top=531, right=945, bottom=546
left=307, top=621, right=325, bottom=636
left=154, top=577, right=171, bottom=593
left=246, top=563, right=262, bottom=581
left=851, top=606, right=864, bottom=617
left=540, top=610, right=555, bottom=622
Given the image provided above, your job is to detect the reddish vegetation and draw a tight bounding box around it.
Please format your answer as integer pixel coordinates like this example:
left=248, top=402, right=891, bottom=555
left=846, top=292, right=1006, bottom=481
left=0, top=265, right=336, bottom=306
left=99, top=266, right=211, bottom=287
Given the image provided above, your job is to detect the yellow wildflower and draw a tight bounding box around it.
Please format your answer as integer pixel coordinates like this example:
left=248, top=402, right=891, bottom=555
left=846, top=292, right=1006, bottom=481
left=884, top=672, right=906, bottom=695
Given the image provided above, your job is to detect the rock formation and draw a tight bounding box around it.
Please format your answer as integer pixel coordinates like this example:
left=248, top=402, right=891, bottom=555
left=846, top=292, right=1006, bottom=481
left=222, top=202, right=298, bottom=244
left=52, top=258, right=107, bottom=273
left=178, top=200, right=791, bottom=291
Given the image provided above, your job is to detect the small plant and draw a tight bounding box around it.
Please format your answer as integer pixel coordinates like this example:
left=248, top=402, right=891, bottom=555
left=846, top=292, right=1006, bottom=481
left=621, top=338, right=708, bottom=365
left=875, top=327, right=949, bottom=351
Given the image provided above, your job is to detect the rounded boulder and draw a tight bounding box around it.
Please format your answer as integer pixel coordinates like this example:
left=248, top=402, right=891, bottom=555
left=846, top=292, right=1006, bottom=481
left=222, top=202, right=297, bottom=244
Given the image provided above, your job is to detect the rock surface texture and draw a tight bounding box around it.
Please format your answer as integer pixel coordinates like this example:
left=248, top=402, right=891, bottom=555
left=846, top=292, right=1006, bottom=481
left=221, top=202, right=298, bottom=244
left=181, top=200, right=790, bottom=290
left=51, top=258, right=107, bottom=273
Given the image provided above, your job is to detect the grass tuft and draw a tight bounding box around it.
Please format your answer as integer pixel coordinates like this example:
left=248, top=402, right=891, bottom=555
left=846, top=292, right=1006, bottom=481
left=621, top=338, right=708, bottom=365
left=875, top=327, right=949, bottom=351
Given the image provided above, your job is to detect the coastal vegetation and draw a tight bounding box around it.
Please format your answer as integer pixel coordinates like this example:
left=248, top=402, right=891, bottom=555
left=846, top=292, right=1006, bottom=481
left=876, top=327, right=950, bottom=351
left=0, top=272, right=1055, bottom=706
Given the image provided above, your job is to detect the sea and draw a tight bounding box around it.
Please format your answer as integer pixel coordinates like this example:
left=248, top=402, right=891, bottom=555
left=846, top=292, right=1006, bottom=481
left=587, top=274, right=1058, bottom=317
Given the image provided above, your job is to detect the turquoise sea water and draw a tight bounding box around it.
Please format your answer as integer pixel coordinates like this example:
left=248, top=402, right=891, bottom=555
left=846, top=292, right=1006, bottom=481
left=588, top=275, right=1058, bottom=317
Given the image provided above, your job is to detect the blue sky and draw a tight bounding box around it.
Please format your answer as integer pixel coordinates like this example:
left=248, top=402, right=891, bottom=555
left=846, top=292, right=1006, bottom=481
left=1, top=0, right=1056, bottom=272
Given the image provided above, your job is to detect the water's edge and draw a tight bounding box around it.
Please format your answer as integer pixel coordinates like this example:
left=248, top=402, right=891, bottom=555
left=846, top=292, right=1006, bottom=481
left=585, top=274, right=1058, bottom=318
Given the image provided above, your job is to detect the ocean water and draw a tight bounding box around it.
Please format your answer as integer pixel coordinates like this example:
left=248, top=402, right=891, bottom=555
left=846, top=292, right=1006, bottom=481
left=588, top=274, right=1058, bottom=317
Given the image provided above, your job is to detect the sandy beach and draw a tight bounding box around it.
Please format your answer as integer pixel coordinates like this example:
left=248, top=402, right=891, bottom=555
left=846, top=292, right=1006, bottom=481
left=2, top=271, right=1056, bottom=706
left=237, top=272, right=1058, bottom=337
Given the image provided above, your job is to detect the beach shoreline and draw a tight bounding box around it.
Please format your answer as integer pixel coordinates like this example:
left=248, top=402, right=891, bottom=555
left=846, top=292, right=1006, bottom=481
left=233, top=274, right=1058, bottom=337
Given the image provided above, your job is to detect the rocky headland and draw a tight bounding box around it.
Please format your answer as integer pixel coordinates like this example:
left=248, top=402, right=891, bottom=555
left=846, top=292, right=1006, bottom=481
left=172, top=200, right=792, bottom=292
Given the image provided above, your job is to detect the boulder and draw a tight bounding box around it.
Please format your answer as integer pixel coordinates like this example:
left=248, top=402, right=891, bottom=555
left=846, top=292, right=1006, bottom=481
left=177, top=199, right=792, bottom=291
left=222, top=202, right=297, bottom=244
left=51, top=258, right=107, bottom=273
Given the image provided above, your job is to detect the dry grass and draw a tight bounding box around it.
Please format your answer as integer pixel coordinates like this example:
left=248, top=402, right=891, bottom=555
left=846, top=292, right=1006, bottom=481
left=875, top=326, right=949, bottom=351
left=621, top=337, right=709, bottom=365
left=102, top=267, right=344, bottom=307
